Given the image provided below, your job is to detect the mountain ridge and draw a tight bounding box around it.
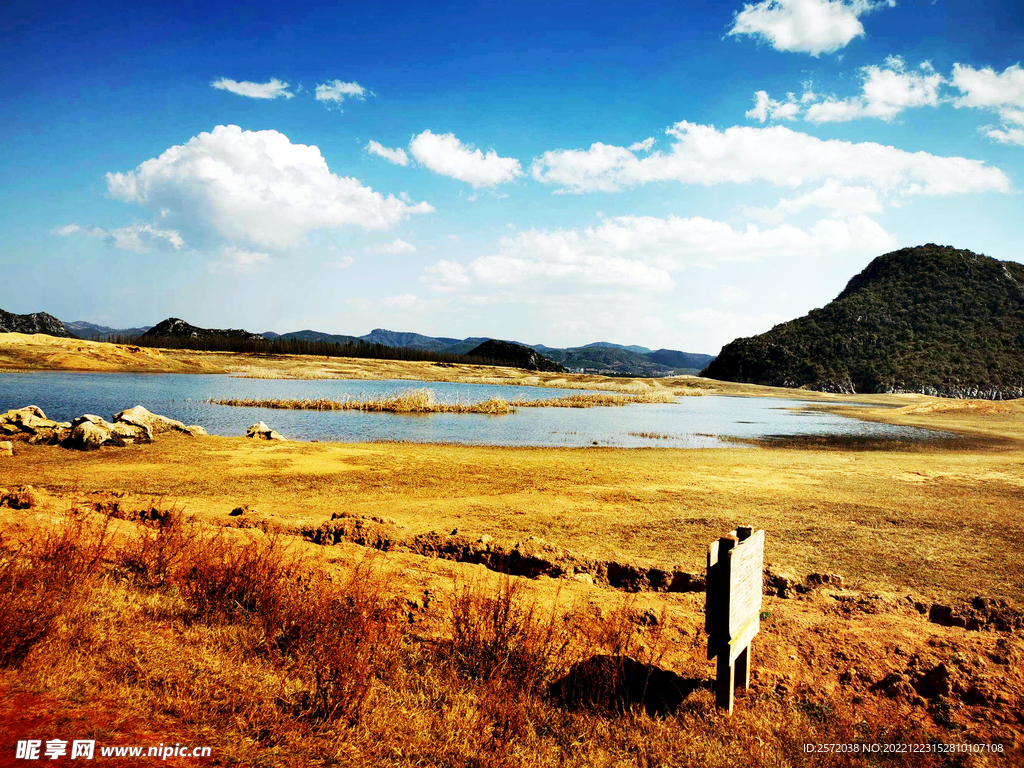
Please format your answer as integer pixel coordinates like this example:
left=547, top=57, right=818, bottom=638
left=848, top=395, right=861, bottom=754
left=701, top=244, right=1024, bottom=399
left=0, top=309, right=70, bottom=337
left=8, top=312, right=714, bottom=377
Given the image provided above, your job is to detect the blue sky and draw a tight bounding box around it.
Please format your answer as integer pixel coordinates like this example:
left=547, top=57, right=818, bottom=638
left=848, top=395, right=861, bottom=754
left=2, top=0, right=1022, bottom=353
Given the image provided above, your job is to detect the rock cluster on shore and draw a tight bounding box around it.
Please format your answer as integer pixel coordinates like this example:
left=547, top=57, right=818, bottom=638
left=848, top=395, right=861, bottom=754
left=246, top=421, right=286, bottom=441
left=0, top=405, right=206, bottom=451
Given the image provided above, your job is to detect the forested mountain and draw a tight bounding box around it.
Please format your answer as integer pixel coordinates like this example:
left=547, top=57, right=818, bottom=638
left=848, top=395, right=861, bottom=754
left=702, top=244, right=1024, bottom=399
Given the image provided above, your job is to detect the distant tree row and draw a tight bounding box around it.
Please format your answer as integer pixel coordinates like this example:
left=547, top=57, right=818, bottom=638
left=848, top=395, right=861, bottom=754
left=106, top=334, right=511, bottom=368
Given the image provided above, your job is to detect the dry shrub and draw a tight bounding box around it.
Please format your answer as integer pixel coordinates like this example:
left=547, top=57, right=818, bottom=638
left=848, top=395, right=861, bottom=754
left=116, top=505, right=198, bottom=588
left=175, top=532, right=400, bottom=726
left=174, top=530, right=304, bottom=623
left=267, top=563, right=403, bottom=725
left=448, top=576, right=569, bottom=694
left=0, top=510, right=110, bottom=667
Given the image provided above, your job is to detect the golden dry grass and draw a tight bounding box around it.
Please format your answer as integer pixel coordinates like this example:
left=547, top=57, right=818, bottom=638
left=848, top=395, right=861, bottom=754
left=0, top=332, right=223, bottom=373
left=3, top=341, right=1024, bottom=763
left=208, top=388, right=678, bottom=415
left=1, top=504, right=1018, bottom=766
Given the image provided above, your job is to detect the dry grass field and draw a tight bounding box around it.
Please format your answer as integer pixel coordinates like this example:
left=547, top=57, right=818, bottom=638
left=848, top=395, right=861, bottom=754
left=1, top=337, right=1023, bottom=765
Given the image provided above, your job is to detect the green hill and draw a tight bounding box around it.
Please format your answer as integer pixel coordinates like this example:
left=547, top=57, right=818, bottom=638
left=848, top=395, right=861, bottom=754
left=701, top=244, right=1024, bottom=399
left=464, top=340, right=567, bottom=372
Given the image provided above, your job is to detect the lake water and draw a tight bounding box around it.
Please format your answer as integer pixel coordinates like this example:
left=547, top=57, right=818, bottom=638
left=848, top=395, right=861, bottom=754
left=0, top=372, right=944, bottom=448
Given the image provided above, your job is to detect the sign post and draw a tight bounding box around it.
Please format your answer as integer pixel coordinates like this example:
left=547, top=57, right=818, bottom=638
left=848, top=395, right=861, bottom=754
left=706, top=525, right=764, bottom=714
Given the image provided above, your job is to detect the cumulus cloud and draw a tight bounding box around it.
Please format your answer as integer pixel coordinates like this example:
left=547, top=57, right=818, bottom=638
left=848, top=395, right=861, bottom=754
left=375, top=238, right=417, bottom=254
left=211, top=77, right=294, bottom=100
left=423, top=213, right=896, bottom=295
left=105, top=125, right=433, bottom=251
left=986, top=126, right=1024, bottom=147
left=530, top=121, right=1010, bottom=200
left=365, top=140, right=409, bottom=166
left=628, top=137, right=656, bottom=151
left=53, top=222, right=185, bottom=253
left=746, top=90, right=801, bottom=122
left=206, top=245, right=272, bottom=274
left=951, top=63, right=1024, bottom=113
left=315, top=80, right=367, bottom=107
left=743, top=179, right=884, bottom=222
left=409, top=130, right=523, bottom=188
left=727, top=0, right=895, bottom=57
left=951, top=63, right=1024, bottom=145
left=805, top=57, right=944, bottom=122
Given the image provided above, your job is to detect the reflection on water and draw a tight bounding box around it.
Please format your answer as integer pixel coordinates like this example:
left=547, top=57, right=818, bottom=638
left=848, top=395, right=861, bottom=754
left=0, top=372, right=943, bottom=448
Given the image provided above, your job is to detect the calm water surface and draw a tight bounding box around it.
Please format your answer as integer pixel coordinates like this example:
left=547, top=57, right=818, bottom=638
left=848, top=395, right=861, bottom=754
left=0, top=372, right=943, bottom=448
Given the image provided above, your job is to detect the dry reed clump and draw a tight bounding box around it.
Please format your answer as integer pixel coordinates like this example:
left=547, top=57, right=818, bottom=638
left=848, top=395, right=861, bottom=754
left=211, top=389, right=515, bottom=414
left=0, top=510, right=110, bottom=667
left=209, top=388, right=676, bottom=415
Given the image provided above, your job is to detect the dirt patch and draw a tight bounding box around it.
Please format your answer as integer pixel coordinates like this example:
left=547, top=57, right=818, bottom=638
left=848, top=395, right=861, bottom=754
left=299, top=513, right=707, bottom=593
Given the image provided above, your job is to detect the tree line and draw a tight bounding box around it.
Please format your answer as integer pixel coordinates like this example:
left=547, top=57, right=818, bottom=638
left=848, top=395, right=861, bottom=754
left=105, top=334, right=510, bottom=368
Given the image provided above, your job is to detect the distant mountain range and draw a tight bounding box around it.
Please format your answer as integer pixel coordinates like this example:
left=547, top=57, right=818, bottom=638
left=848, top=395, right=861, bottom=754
left=63, top=320, right=152, bottom=339
left=0, top=311, right=715, bottom=378
left=702, top=244, right=1024, bottom=399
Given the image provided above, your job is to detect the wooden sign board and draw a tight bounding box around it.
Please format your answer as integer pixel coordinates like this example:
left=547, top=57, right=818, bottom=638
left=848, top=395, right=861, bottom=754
left=705, top=526, right=765, bottom=713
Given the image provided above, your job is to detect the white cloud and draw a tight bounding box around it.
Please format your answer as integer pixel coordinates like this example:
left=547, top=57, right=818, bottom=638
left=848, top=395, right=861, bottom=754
left=409, top=130, right=523, bottom=188
left=727, top=0, right=895, bottom=57
left=805, top=58, right=944, bottom=122
left=206, top=245, right=271, bottom=274
left=424, top=213, right=895, bottom=295
left=746, top=90, right=801, bottom=122
left=951, top=63, right=1024, bottom=113
left=53, top=222, right=185, bottom=253
left=375, top=238, right=417, bottom=254
left=315, top=80, right=367, bottom=106
left=951, top=63, right=1024, bottom=145
left=531, top=121, right=1010, bottom=199
left=105, top=125, right=433, bottom=251
left=211, top=77, right=294, bottom=100
left=628, top=137, right=656, bottom=151
left=334, top=255, right=355, bottom=268
left=743, top=179, right=883, bottom=222
left=365, top=140, right=409, bottom=166
left=986, top=126, right=1024, bottom=147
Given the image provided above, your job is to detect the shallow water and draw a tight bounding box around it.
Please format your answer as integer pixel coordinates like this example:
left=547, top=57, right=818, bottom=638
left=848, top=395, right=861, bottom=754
left=0, top=372, right=943, bottom=448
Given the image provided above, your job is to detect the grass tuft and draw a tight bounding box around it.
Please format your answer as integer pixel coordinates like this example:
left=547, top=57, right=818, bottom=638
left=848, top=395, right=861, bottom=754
left=209, top=387, right=676, bottom=415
